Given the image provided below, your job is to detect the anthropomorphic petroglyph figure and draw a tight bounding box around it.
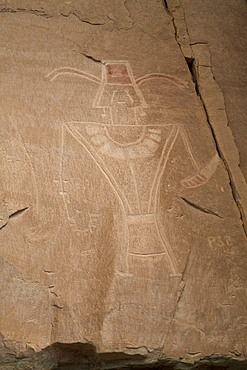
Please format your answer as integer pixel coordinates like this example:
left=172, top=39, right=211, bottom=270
left=47, top=61, right=219, bottom=276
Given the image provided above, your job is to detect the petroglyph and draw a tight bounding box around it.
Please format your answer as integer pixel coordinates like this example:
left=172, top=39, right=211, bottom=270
left=47, top=60, right=219, bottom=275
left=208, top=235, right=234, bottom=249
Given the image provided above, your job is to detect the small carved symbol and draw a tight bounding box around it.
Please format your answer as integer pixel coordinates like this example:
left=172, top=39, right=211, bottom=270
left=208, top=236, right=233, bottom=249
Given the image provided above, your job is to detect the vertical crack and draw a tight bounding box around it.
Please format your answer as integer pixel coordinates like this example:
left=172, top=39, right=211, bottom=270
left=159, top=246, right=192, bottom=359
left=199, top=94, right=247, bottom=235
left=186, top=57, right=247, bottom=235
left=164, top=0, right=247, bottom=235
left=163, top=0, right=169, bottom=10
left=162, top=1, right=178, bottom=35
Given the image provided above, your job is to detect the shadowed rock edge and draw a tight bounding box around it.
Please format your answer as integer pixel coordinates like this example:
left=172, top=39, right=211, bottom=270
left=1, top=341, right=247, bottom=369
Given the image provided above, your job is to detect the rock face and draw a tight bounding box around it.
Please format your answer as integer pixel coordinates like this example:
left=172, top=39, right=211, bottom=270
left=1, top=1, right=246, bottom=369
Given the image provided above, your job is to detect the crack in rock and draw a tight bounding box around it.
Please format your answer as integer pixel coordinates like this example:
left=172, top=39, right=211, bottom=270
left=190, top=42, right=208, bottom=45
left=8, top=206, right=29, bottom=219
left=80, top=52, right=102, bottom=64
left=52, top=304, right=64, bottom=310
left=180, top=197, right=223, bottom=218
left=60, top=10, right=105, bottom=26
left=0, top=7, right=53, bottom=17
left=0, top=7, right=106, bottom=25
left=164, top=0, right=247, bottom=235
left=159, top=242, right=193, bottom=359
left=0, top=207, right=29, bottom=230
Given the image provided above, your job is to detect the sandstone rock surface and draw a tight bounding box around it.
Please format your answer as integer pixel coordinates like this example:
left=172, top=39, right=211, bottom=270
left=1, top=0, right=247, bottom=369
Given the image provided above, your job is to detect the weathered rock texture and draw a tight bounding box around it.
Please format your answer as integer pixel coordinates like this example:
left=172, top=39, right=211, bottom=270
left=1, top=0, right=247, bottom=369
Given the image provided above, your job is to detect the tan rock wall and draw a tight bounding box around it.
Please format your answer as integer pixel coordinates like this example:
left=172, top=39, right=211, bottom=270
left=1, top=1, right=246, bottom=368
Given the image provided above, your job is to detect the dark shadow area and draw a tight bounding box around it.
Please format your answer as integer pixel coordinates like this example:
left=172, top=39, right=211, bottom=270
left=50, top=347, right=247, bottom=370
left=47, top=342, right=146, bottom=369
left=49, top=342, right=98, bottom=368
left=1, top=339, right=247, bottom=369
left=185, top=56, right=202, bottom=100
left=185, top=57, right=198, bottom=93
